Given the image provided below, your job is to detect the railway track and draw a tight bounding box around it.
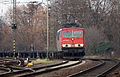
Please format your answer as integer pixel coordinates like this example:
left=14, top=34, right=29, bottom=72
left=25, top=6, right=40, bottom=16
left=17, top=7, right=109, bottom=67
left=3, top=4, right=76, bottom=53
left=0, top=60, right=73, bottom=77
left=0, top=65, right=11, bottom=73
left=35, top=58, right=101, bottom=77
left=68, top=59, right=120, bottom=77
left=0, top=58, right=20, bottom=74
left=0, top=58, right=119, bottom=77
left=17, top=60, right=81, bottom=77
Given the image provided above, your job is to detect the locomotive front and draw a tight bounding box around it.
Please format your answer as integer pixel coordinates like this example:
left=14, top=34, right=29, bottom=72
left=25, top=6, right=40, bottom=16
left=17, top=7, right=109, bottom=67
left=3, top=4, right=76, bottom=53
left=57, top=27, right=85, bottom=59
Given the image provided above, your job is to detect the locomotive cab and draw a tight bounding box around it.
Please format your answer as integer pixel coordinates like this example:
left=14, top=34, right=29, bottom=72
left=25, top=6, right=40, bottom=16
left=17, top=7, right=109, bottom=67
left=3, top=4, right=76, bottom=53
left=57, top=27, right=85, bottom=59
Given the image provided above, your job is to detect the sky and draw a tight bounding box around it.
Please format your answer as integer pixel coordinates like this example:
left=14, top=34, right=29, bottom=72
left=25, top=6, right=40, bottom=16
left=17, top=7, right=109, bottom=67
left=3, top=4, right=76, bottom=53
left=0, top=0, right=46, bottom=17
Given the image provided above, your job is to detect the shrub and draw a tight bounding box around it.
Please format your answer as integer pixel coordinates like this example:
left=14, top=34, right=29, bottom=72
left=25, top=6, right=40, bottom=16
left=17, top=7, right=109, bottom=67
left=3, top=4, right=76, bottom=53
left=91, top=42, right=114, bottom=55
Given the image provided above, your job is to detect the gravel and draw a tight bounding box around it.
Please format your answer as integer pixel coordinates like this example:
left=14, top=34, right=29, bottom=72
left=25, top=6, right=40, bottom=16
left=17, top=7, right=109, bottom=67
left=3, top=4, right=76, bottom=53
left=35, top=60, right=100, bottom=77
left=106, top=67, right=120, bottom=77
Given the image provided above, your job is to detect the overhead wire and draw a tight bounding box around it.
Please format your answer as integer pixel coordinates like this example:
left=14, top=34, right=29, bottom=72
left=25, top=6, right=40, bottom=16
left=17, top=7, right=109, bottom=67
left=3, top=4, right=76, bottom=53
left=0, top=0, right=3, bottom=17
left=0, top=1, right=43, bottom=4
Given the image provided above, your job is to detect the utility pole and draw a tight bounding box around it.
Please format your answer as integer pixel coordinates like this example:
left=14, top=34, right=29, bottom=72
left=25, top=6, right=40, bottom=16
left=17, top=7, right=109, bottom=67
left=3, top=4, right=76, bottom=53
left=12, top=0, right=17, bottom=58
left=118, top=0, right=120, bottom=15
left=46, top=0, right=49, bottom=59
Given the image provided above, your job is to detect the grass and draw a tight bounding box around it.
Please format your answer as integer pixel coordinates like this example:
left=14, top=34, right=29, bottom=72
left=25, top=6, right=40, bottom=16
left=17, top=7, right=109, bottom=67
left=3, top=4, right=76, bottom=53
left=31, top=58, right=54, bottom=65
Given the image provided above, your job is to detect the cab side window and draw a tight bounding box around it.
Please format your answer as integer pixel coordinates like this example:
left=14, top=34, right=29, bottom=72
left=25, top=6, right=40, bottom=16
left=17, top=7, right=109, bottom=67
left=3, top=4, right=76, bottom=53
left=57, top=32, right=60, bottom=40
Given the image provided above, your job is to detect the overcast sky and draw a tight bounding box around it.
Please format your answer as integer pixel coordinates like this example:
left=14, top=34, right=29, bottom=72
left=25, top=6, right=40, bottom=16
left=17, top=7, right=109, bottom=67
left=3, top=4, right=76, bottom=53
left=0, top=0, right=46, bottom=16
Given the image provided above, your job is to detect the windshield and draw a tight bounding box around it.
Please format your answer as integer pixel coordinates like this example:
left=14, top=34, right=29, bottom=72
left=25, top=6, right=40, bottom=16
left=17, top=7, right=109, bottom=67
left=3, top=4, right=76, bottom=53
left=63, top=31, right=83, bottom=37
left=63, top=31, right=72, bottom=37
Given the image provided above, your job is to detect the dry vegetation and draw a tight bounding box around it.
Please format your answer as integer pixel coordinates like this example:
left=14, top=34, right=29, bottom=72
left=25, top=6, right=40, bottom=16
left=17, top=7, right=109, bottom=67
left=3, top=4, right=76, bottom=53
left=0, top=0, right=119, bottom=56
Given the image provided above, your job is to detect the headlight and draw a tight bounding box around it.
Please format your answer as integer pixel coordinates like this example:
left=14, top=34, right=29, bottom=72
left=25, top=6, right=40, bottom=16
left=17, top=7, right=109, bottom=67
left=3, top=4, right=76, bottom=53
left=75, top=44, right=84, bottom=47
left=62, top=44, right=66, bottom=47
left=62, top=44, right=71, bottom=47
left=80, top=44, right=84, bottom=47
left=75, top=44, right=79, bottom=47
left=67, top=44, right=71, bottom=47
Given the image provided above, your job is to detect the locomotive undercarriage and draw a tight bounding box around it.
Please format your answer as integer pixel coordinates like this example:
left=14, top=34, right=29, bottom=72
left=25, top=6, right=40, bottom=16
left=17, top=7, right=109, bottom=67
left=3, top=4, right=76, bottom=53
left=62, top=48, right=85, bottom=59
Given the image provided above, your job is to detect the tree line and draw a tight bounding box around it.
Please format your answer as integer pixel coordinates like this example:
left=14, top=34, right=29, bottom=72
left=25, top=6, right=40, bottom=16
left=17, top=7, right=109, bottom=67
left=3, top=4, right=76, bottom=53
left=0, top=0, right=119, bottom=56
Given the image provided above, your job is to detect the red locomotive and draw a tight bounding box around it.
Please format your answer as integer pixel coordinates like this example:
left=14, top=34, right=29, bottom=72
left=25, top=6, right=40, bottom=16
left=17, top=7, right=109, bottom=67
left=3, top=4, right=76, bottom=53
left=57, top=26, right=85, bottom=59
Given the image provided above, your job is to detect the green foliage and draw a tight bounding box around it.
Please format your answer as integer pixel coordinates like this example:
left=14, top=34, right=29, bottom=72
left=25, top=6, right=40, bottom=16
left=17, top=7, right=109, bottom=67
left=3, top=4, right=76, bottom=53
left=91, top=42, right=114, bottom=55
left=104, top=27, right=113, bottom=41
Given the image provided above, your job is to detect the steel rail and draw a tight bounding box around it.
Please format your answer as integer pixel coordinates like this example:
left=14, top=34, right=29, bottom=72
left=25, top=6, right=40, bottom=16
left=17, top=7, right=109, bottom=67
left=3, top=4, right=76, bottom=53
left=0, top=60, right=68, bottom=77
left=18, top=60, right=82, bottom=77
left=68, top=59, right=105, bottom=77
left=96, top=59, right=120, bottom=77
left=68, top=59, right=120, bottom=77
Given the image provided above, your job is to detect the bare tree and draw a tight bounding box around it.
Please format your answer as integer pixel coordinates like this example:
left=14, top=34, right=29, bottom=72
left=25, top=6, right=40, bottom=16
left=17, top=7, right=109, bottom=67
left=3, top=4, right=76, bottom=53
left=49, top=0, right=119, bottom=55
left=0, top=0, right=119, bottom=56
left=4, top=2, right=47, bottom=51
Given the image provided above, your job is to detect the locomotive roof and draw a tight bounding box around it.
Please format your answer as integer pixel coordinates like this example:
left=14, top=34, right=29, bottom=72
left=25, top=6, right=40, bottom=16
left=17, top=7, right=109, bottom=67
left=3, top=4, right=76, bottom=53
left=57, top=29, right=62, bottom=33
left=62, top=27, right=84, bottom=29
left=57, top=27, right=84, bottom=33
